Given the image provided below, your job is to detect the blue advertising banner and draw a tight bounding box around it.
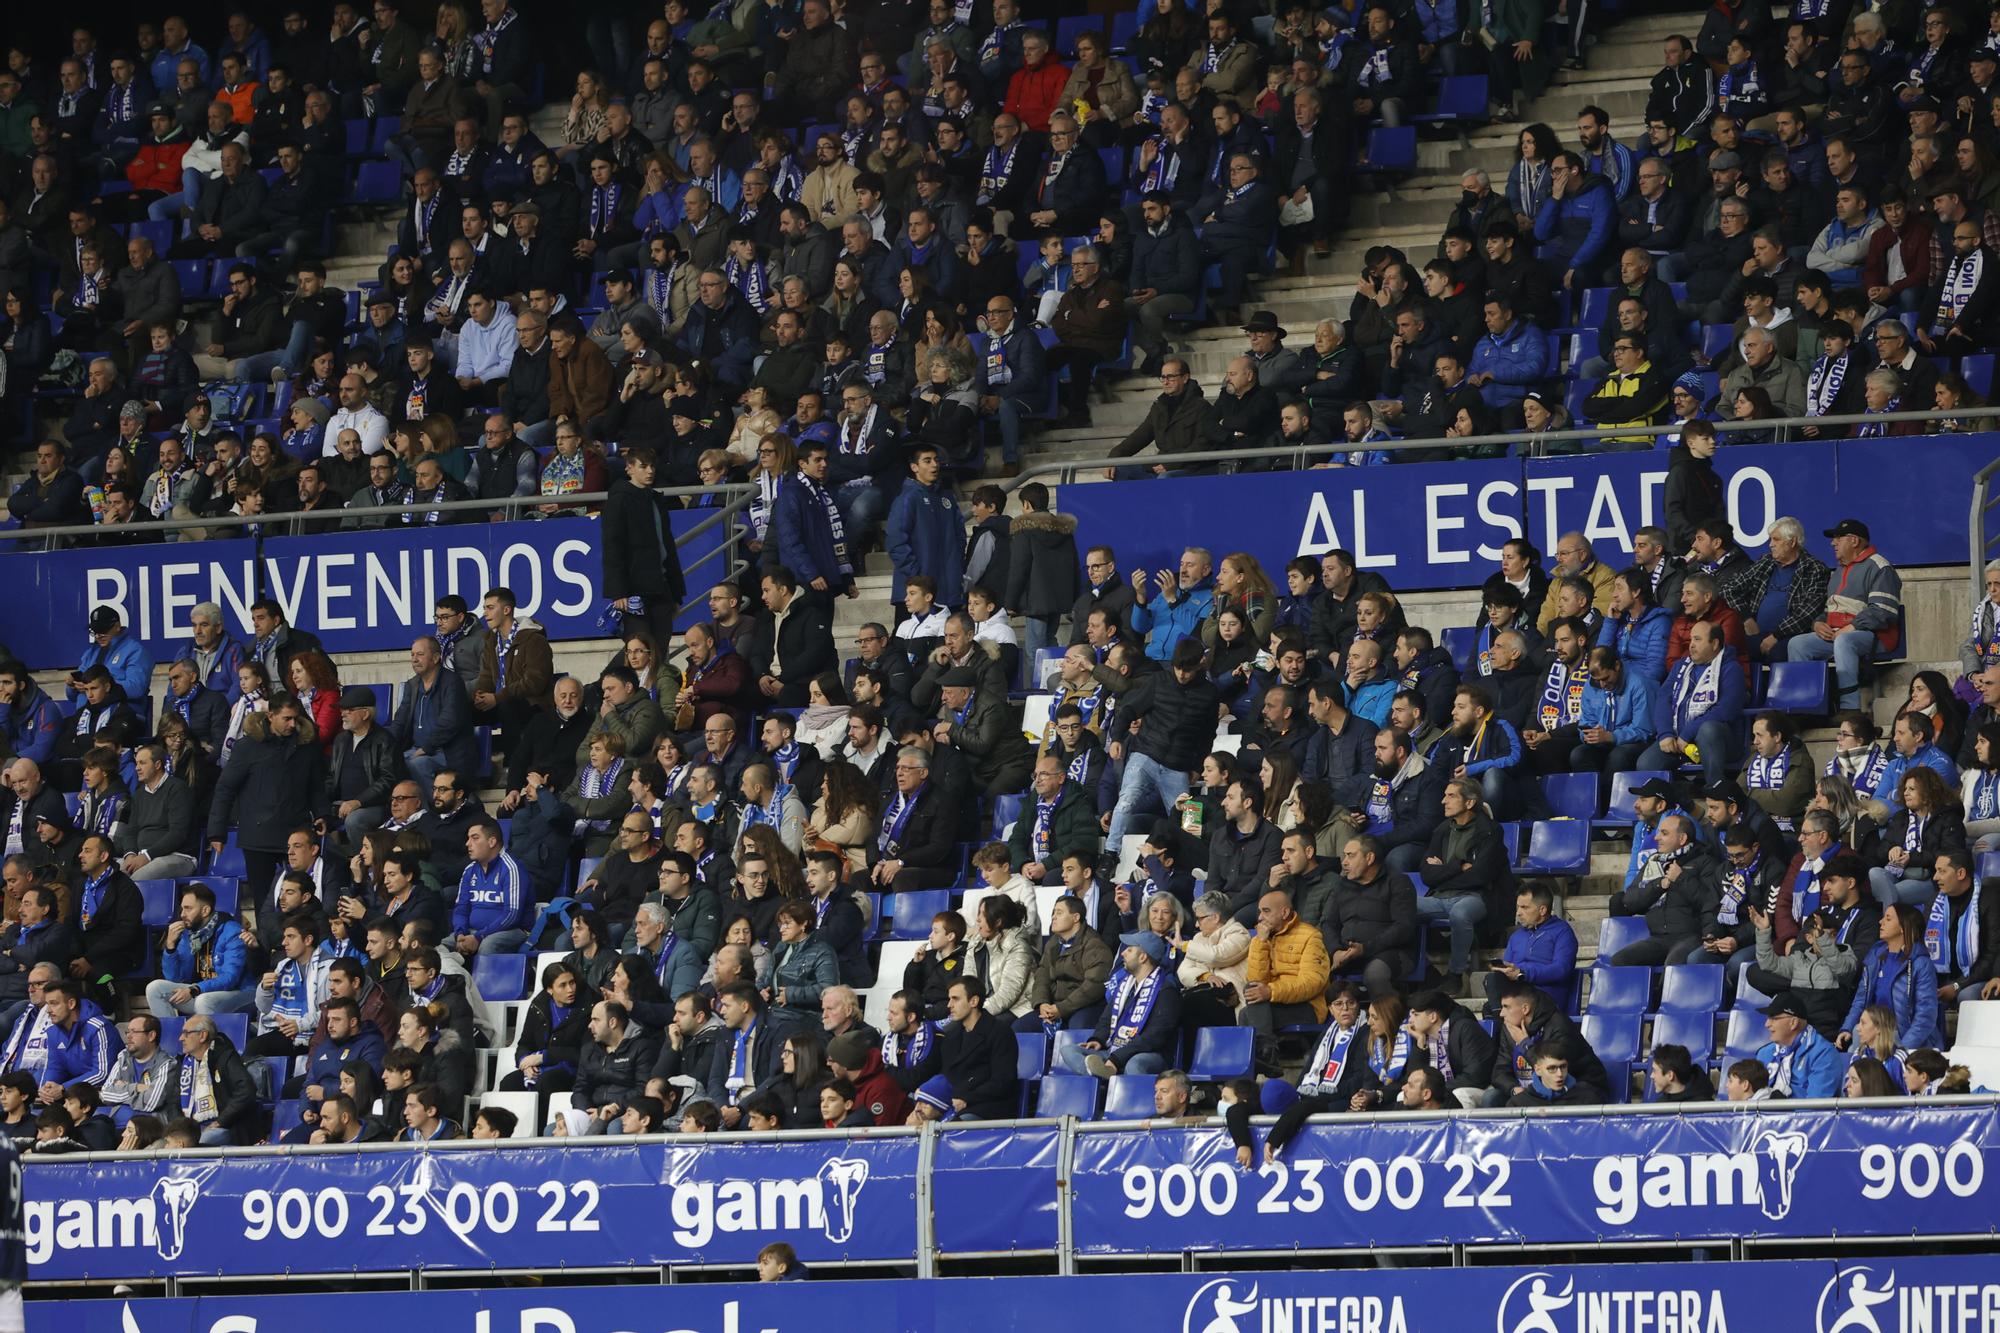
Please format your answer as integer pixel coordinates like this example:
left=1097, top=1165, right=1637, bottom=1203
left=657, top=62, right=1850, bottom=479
left=1057, top=436, right=1992, bottom=595
left=23, top=1133, right=917, bottom=1280
left=51, top=1255, right=2000, bottom=1333
left=929, top=1122, right=1061, bottom=1254
left=0, top=513, right=733, bottom=671
left=1068, top=1102, right=1998, bottom=1254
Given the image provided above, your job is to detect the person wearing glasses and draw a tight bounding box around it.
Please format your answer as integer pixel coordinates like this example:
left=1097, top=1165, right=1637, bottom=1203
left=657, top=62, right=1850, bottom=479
left=1045, top=242, right=1128, bottom=428
left=1106, top=356, right=1209, bottom=479
left=1196, top=154, right=1277, bottom=327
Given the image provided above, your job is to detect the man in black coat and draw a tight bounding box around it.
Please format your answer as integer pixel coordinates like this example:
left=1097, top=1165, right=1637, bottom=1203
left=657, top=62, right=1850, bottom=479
left=1106, top=639, right=1220, bottom=849
left=749, top=568, right=835, bottom=707
left=1015, top=116, right=1107, bottom=239
left=937, top=975, right=1018, bottom=1119
left=1273, top=89, right=1350, bottom=259
left=68, top=833, right=147, bottom=1000
left=0, top=760, right=69, bottom=851
left=601, top=448, right=688, bottom=649
left=208, top=697, right=328, bottom=900
left=0, top=884, right=78, bottom=1007
left=868, top=742, right=960, bottom=890
left=324, top=687, right=404, bottom=855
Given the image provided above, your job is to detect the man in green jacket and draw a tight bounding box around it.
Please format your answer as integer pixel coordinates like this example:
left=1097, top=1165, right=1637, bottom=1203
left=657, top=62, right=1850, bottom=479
left=1008, top=755, right=1103, bottom=883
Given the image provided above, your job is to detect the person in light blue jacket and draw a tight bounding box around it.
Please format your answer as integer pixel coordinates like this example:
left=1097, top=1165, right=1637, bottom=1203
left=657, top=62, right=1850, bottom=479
left=1598, top=568, right=1672, bottom=684
left=1750, top=991, right=1843, bottom=1099
left=76, top=607, right=155, bottom=704
left=1572, top=646, right=1658, bottom=773
left=1466, top=295, right=1550, bottom=417
left=1128, top=548, right=1216, bottom=663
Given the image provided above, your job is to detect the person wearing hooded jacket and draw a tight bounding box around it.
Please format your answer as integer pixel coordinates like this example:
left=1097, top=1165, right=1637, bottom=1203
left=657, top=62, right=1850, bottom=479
left=1005, top=485, right=1080, bottom=659
left=600, top=448, right=689, bottom=649
left=827, top=1029, right=910, bottom=1127
left=1484, top=979, right=1611, bottom=1106
left=1533, top=154, right=1616, bottom=288
left=0, top=669, right=63, bottom=767
left=884, top=445, right=965, bottom=605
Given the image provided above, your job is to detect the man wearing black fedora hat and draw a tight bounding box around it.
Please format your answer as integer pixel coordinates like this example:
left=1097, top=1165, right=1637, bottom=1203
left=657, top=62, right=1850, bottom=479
left=1241, top=311, right=1300, bottom=391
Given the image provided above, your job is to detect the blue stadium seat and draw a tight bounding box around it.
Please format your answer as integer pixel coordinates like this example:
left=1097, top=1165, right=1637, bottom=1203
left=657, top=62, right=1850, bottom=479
left=139, top=881, right=180, bottom=928
left=1982, top=851, right=2000, bottom=883
left=1580, top=1011, right=1641, bottom=1065
left=343, top=118, right=370, bottom=156
left=352, top=160, right=402, bottom=205
left=1565, top=377, right=1601, bottom=424
left=990, top=793, right=1025, bottom=841
left=159, top=1012, right=250, bottom=1055
left=471, top=953, right=528, bottom=1001
left=889, top=889, right=951, bottom=939
left=171, top=259, right=208, bottom=299
left=1188, top=1027, right=1254, bottom=1082
left=209, top=838, right=247, bottom=879
left=1732, top=975, right=1777, bottom=1013
left=1701, top=324, right=1735, bottom=362
left=1537, top=773, right=1600, bottom=822
left=1499, top=821, right=1522, bottom=864
left=1599, top=770, right=1643, bottom=830
left=1056, top=15, right=1104, bottom=52
left=1441, top=626, right=1477, bottom=674
left=1764, top=661, right=1831, bottom=714
left=1051, top=1028, right=1090, bottom=1072
left=1964, top=353, right=1995, bottom=398
left=270, top=1100, right=307, bottom=1136
left=1649, top=1010, right=1716, bottom=1060
left=1577, top=287, right=1617, bottom=332
left=1519, top=820, right=1589, bottom=876
left=358, top=682, right=393, bottom=723
left=1016, top=1032, right=1049, bottom=1079
left=1658, top=963, right=1724, bottom=1014
left=1109, top=10, right=1138, bottom=51
left=179, top=876, right=240, bottom=918
left=1411, top=74, right=1488, bottom=123
left=1723, top=1008, right=1767, bottom=1060
left=370, top=116, right=402, bottom=154
left=1586, top=966, right=1650, bottom=1013
left=1037, top=1073, right=1099, bottom=1119
left=1101, top=1074, right=1155, bottom=1120
left=1356, top=126, right=1416, bottom=173
left=1597, top=916, right=1648, bottom=963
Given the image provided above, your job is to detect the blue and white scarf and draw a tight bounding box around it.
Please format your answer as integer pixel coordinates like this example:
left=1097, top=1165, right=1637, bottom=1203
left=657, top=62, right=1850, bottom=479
left=1807, top=351, right=1849, bottom=416
left=1926, top=880, right=1983, bottom=975
left=1538, top=660, right=1586, bottom=731
left=977, top=142, right=1019, bottom=205
left=1745, top=744, right=1793, bottom=793
left=1106, top=968, right=1167, bottom=1046
left=1300, top=1019, right=1360, bottom=1096
left=475, top=5, right=515, bottom=72
left=1719, top=853, right=1759, bottom=926
left=1971, top=769, right=2000, bottom=821
left=1937, top=248, right=1988, bottom=328
left=1368, top=1029, right=1411, bottom=1082
left=724, top=253, right=771, bottom=314
left=878, top=786, right=923, bottom=855
left=588, top=184, right=622, bottom=238
left=883, top=1020, right=934, bottom=1070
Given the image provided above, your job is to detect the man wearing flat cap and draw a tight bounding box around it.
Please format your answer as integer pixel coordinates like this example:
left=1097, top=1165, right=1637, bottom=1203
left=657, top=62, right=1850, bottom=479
left=931, top=663, right=1033, bottom=798
left=324, top=684, right=403, bottom=853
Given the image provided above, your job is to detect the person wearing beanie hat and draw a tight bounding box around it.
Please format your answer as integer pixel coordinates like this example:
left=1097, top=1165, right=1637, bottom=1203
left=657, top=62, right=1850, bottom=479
left=904, top=1073, right=958, bottom=1123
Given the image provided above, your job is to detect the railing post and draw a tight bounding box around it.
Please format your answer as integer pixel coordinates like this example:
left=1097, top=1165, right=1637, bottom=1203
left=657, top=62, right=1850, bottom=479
left=916, top=1119, right=937, bottom=1279
left=1056, top=1117, right=1076, bottom=1277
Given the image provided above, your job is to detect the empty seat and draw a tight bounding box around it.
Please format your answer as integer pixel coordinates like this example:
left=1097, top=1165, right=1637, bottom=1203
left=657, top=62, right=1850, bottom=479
left=861, top=941, right=925, bottom=1028
left=1520, top=820, right=1589, bottom=876
left=1658, top=963, right=1724, bottom=1013
left=139, top=881, right=180, bottom=929
left=1036, top=1073, right=1100, bottom=1119
left=1723, top=1008, right=1768, bottom=1060
left=1648, top=1010, right=1716, bottom=1060
left=1764, top=661, right=1831, bottom=714
left=989, top=794, right=1025, bottom=842
left=1596, top=916, right=1649, bottom=963
left=179, top=875, right=241, bottom=918
left=1537, top=773, right=1600, bottom=822
left=1015, top=1032, right=1050, bottom=1080
left=1411, top=74, right=1489, bottom=122
left=1357, top=125, right=1416, bottom=173
left=888, top=889, right=951, bottom=940
left=1956, top=1000, right=2000, bottom=1048
left=1188, top=1027, right=1254, bottom=1082
left=1050, top=1028, right=1090, bottom=1072
left=1586, top=965, right=1650, bottom=1013
left=159, top=1012, right=250, bottom=1055
left=1441, top=626, right=1477, bottom=674
left=471, top=953, right=529, bottom=1002
left=1580, top=1011, right=1642, bottom=1065
left=1101, top=1074, right=1156, bottom=1120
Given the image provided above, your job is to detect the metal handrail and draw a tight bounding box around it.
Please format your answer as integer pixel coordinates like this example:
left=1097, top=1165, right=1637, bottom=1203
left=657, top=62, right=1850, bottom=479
left=1000, top=404, right=2000, bottom=490
left=1972, top=456, right=2000, bottom=606
left=0, top=481, right=755, bottom=544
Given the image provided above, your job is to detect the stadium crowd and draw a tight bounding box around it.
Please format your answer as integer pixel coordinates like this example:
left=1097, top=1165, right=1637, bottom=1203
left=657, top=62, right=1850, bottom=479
left=0, top=0, right=1996, bottom=1152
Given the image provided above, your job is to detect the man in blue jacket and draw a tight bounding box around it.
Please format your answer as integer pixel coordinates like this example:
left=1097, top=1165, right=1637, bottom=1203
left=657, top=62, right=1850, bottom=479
left=1640, top=621, right=1744, bottom=784
left=676, top=271, right=760, bottom=389
left=74, top=606, right=154, bottom=704
left=1197, top=153, right=1278, bottom=324
left=1126, top=193, right=1200, bottom=373
left=22, top=978, right=114, bottom=1101
left=1482, top=884, right=1578, bottom=1015
left=1571, top=646, right=1658, bottom=774
left=295, top=996, right=387, bottom=1102
left=144, top=882, right=252, bottom=1016
left=1533, top=153, right=1615, bottom=289
left=1129, top=548, right=1216, bottom=662
left=450, top=819, right=530, bottom=956
left=0, top=666, right=62, bottom=768
left=972, top=297, right=1047, bottom=472
left=1752, top=991, right=1842, bottom=1099
left=1466, top=293, right=1549, bottom=426
left=171, top=604, right=248, bottom=702
left=885, top=446, right=965, bottom=605
left=770, top=443, right=857, bottom=600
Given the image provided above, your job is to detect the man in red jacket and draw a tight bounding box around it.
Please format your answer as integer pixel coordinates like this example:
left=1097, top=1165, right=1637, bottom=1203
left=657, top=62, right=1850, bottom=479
left=1003, top=30, right=1068, bottom=134
left=827, top=1030, right=909, bottom=1126
left=1664, top=573, right=1750, bottom=683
